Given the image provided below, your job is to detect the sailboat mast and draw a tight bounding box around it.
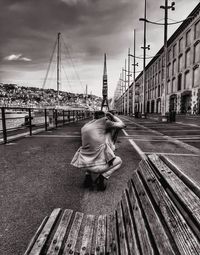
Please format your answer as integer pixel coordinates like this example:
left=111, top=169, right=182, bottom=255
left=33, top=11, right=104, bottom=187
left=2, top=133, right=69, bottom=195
left=57, top=32, right=61, bottom=104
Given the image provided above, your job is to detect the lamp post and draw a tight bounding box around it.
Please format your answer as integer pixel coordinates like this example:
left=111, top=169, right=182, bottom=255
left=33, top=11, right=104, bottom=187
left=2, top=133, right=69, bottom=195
left=139, top=0, right=150, bottom=118
left=57, top=32, right=61, bottom=106
left=160, top=0, right=175, bottom=121
left=120, top=68, right=126, bottom=114
left=128, top=29, right=138, bottom=116
left=124, top=60, right=127, bottom=114
left=127, top=48, right=130, bottom=115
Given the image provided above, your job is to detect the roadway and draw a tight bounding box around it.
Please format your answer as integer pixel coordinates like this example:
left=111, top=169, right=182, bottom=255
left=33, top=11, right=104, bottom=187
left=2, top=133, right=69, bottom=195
left=0, top=116, right=200, bottom=255
left=120, top=115, right=200, bottom=186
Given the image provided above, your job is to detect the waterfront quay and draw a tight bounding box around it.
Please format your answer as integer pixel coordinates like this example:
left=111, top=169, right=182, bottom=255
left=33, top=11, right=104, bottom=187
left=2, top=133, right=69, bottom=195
left=1, top=115, right=200, bottom=255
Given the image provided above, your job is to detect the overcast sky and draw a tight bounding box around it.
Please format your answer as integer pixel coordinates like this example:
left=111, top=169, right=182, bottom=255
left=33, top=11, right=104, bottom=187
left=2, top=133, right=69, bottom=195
left=0, top=0, right=199, bottom=97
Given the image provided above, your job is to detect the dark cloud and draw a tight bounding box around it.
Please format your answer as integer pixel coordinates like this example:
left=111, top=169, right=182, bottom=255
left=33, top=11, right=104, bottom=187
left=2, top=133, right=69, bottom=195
left=0, top=0, right=198, bottom=96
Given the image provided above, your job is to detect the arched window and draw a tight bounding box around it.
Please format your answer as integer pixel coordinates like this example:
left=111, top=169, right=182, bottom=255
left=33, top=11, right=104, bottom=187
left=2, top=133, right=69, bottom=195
left=178, top=54, right=183, bottom=72
left=194, top=41, right=200, bottom=63
left=184, top=71, right=190, bottom=89
left=178, top=74, right=182, bottom=91
left=185, top=49, right=190, bottom=68
left=194, top=20, right=200, bottom=39
left=193, top=65, right=200, bottom=87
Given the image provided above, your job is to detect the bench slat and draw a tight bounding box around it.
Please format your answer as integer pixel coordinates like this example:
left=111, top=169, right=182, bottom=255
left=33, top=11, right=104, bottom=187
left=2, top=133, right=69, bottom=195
left=24, top=216, right=48, bottom=255
left=29, top=208, right=61, bottom=255
left=148, top=154, right=200, bottom=226
left=139, top=160, right=200, bottom=255
left=127, top=180, right=154, bottom=255
left=121, top=190, right=140, bottom=255
left=106, top=214, right=118, bottom=255
left=95, top=215, right=107, bottom=255
left=132, top=172, right=176, bottom=255
left=46, top=209, right=73, bottom=255
left=116, top=202, right=129, bottom=255
left=79, top=214, right=95, bottom=255
left=63, top=211, right=84, bottom=255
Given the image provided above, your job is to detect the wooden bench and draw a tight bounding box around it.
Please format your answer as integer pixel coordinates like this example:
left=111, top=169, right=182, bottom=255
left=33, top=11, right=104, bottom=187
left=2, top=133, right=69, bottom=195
left=24, top=154, right=200, bottom=255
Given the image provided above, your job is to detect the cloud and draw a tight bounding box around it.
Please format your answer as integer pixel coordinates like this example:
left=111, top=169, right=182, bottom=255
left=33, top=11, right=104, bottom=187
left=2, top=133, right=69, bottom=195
left=0, top=0, right=198, bottom=96
left=61, top=0, right=89, bottom=5
left=4, top=54, right=32, bottom=62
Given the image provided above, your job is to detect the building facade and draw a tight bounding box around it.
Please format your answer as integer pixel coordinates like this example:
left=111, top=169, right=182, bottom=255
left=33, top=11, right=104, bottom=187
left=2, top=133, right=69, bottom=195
left=115, top=2, right=200, bottom=116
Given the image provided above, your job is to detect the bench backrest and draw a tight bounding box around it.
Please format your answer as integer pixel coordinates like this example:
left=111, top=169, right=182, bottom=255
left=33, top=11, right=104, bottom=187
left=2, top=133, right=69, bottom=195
left=24, top=154, right=200, bottom=255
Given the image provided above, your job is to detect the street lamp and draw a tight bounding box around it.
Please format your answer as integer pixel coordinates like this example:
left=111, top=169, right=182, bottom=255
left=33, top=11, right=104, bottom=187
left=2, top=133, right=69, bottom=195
left=139, top=0, right=151, bottom=118
left=160, top=0, right=175, bottom=121
left=139, top=0, right=176, bottom=120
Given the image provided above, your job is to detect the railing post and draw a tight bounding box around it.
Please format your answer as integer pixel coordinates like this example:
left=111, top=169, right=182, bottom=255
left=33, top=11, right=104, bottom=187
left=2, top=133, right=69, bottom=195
left=73, top=110, right=75, bottom=122
left=55, top=109, right=58, bottom=128
left=63, top=110, right=65, bottom=126
left=68, top=111, right=70, bottom=122
left=1, top=107, right=7, bottom=144
left=45, top=109, right=48, bottom=131
left=28, top=108, right=32, bottom=136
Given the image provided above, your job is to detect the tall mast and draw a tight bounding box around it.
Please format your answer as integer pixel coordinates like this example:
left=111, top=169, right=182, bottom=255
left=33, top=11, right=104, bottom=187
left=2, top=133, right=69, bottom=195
left=85, top=84, right=88, bottom=104
left=101, top=53, right=109, bottom=111
left=57, top=32, right=61, bottom=104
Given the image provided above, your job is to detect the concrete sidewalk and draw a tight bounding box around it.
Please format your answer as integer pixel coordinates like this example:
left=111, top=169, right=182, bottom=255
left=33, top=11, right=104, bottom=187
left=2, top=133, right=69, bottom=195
left=0, top=120, right=141, bottom=255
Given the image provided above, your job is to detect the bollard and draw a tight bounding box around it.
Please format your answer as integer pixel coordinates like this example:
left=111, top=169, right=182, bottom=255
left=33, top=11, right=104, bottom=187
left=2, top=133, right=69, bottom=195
left=45, top=109, right=48, bottom=131
left=55, top=110, right=58, bottom=128
left=63, top=110, right=65, bottom=126
left=48, top=109, right=55, bottom=128
left=28, top=108, right=32, bottom=136
left=68, top=111, right=70, bottom=122
left=1, top=107, right=7, bottom=144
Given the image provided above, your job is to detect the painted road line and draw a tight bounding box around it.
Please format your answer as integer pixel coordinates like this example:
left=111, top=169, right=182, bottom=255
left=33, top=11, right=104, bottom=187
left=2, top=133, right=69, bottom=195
left=122, top=116, right=200, bottom=155
left=176, top=122, right=200, bottom=128
left=128, top=139, right=172, bottom=142
left=128, top=139, right=146, bottom=160
left=174, top=137, right=200, bottom=140
left=177, top=140, right=200, bottom=142
left=157, top=129, right=200, bottom=132
left=144, top=152, right=200, bottom=157
left=118, top=136, right=167, bottom=139
left=33, top=135, right=81, bottom=138
left=122, top=129, right=129, bottom=136
left=172, top=135, right=200, bottom=138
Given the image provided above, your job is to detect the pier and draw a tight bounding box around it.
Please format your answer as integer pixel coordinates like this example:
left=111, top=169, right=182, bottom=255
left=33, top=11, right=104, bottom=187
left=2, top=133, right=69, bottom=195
left=0, top=115, right=200, bottom=254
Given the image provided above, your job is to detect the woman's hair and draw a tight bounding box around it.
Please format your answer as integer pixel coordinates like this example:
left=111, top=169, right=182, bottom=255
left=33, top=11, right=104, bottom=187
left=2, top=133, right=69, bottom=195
left=94, top=111, right=105, bottom=119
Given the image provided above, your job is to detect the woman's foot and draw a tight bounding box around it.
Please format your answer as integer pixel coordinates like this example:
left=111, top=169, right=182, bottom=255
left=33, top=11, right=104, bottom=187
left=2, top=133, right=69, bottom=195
left=83, top=174, right=94, bottom=189
left=95, top=174, right=107, bottom=191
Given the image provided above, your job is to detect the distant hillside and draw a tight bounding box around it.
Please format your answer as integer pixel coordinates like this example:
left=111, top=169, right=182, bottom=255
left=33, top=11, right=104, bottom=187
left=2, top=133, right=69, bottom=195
left=0, top=83, right=102, bottom=110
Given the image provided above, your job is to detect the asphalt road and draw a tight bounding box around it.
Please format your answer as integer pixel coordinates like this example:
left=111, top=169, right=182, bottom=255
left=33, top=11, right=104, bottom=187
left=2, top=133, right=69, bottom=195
left=0, top=117, right=200, bottom=255
left=120, top=115, right=200, bottom=186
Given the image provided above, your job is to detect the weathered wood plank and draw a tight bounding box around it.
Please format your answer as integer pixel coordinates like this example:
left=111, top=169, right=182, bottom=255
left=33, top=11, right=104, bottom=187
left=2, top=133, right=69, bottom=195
left=24, top=216, right=48, bottom=255
left=29, top=208, right=61, bottom=255
left=133, top=171, right=176, bottom=254
left=148, top=154, right=200, bottom=225
left=95, top=215, right=107, bottom=255
left=46, top=209, right=73, bottom=255
left=106, top=214, right=118, bottom=255
left=121, top=190, right=140, bottom=255
left=139, top=160, right=200, bottom=255
left=116, top=202, right=129, bottom=255
left=79, top=214, right=95, bottom=255
left=128, top=179, right=154, bottom=255
left=63, top=211, right=84, bottom=255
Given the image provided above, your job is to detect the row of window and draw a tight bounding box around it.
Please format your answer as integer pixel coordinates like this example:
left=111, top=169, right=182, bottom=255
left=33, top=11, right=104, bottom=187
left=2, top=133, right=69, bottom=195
left=145, top=41, right=200, bottom=89
left=145, top=18, right=200, bottom=79
left=146, top=64, right=199, bottom=100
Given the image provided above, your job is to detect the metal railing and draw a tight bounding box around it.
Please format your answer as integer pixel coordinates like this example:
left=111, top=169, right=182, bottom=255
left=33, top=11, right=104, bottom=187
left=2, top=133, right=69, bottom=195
left=0, top=107, right=92, bottom=144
